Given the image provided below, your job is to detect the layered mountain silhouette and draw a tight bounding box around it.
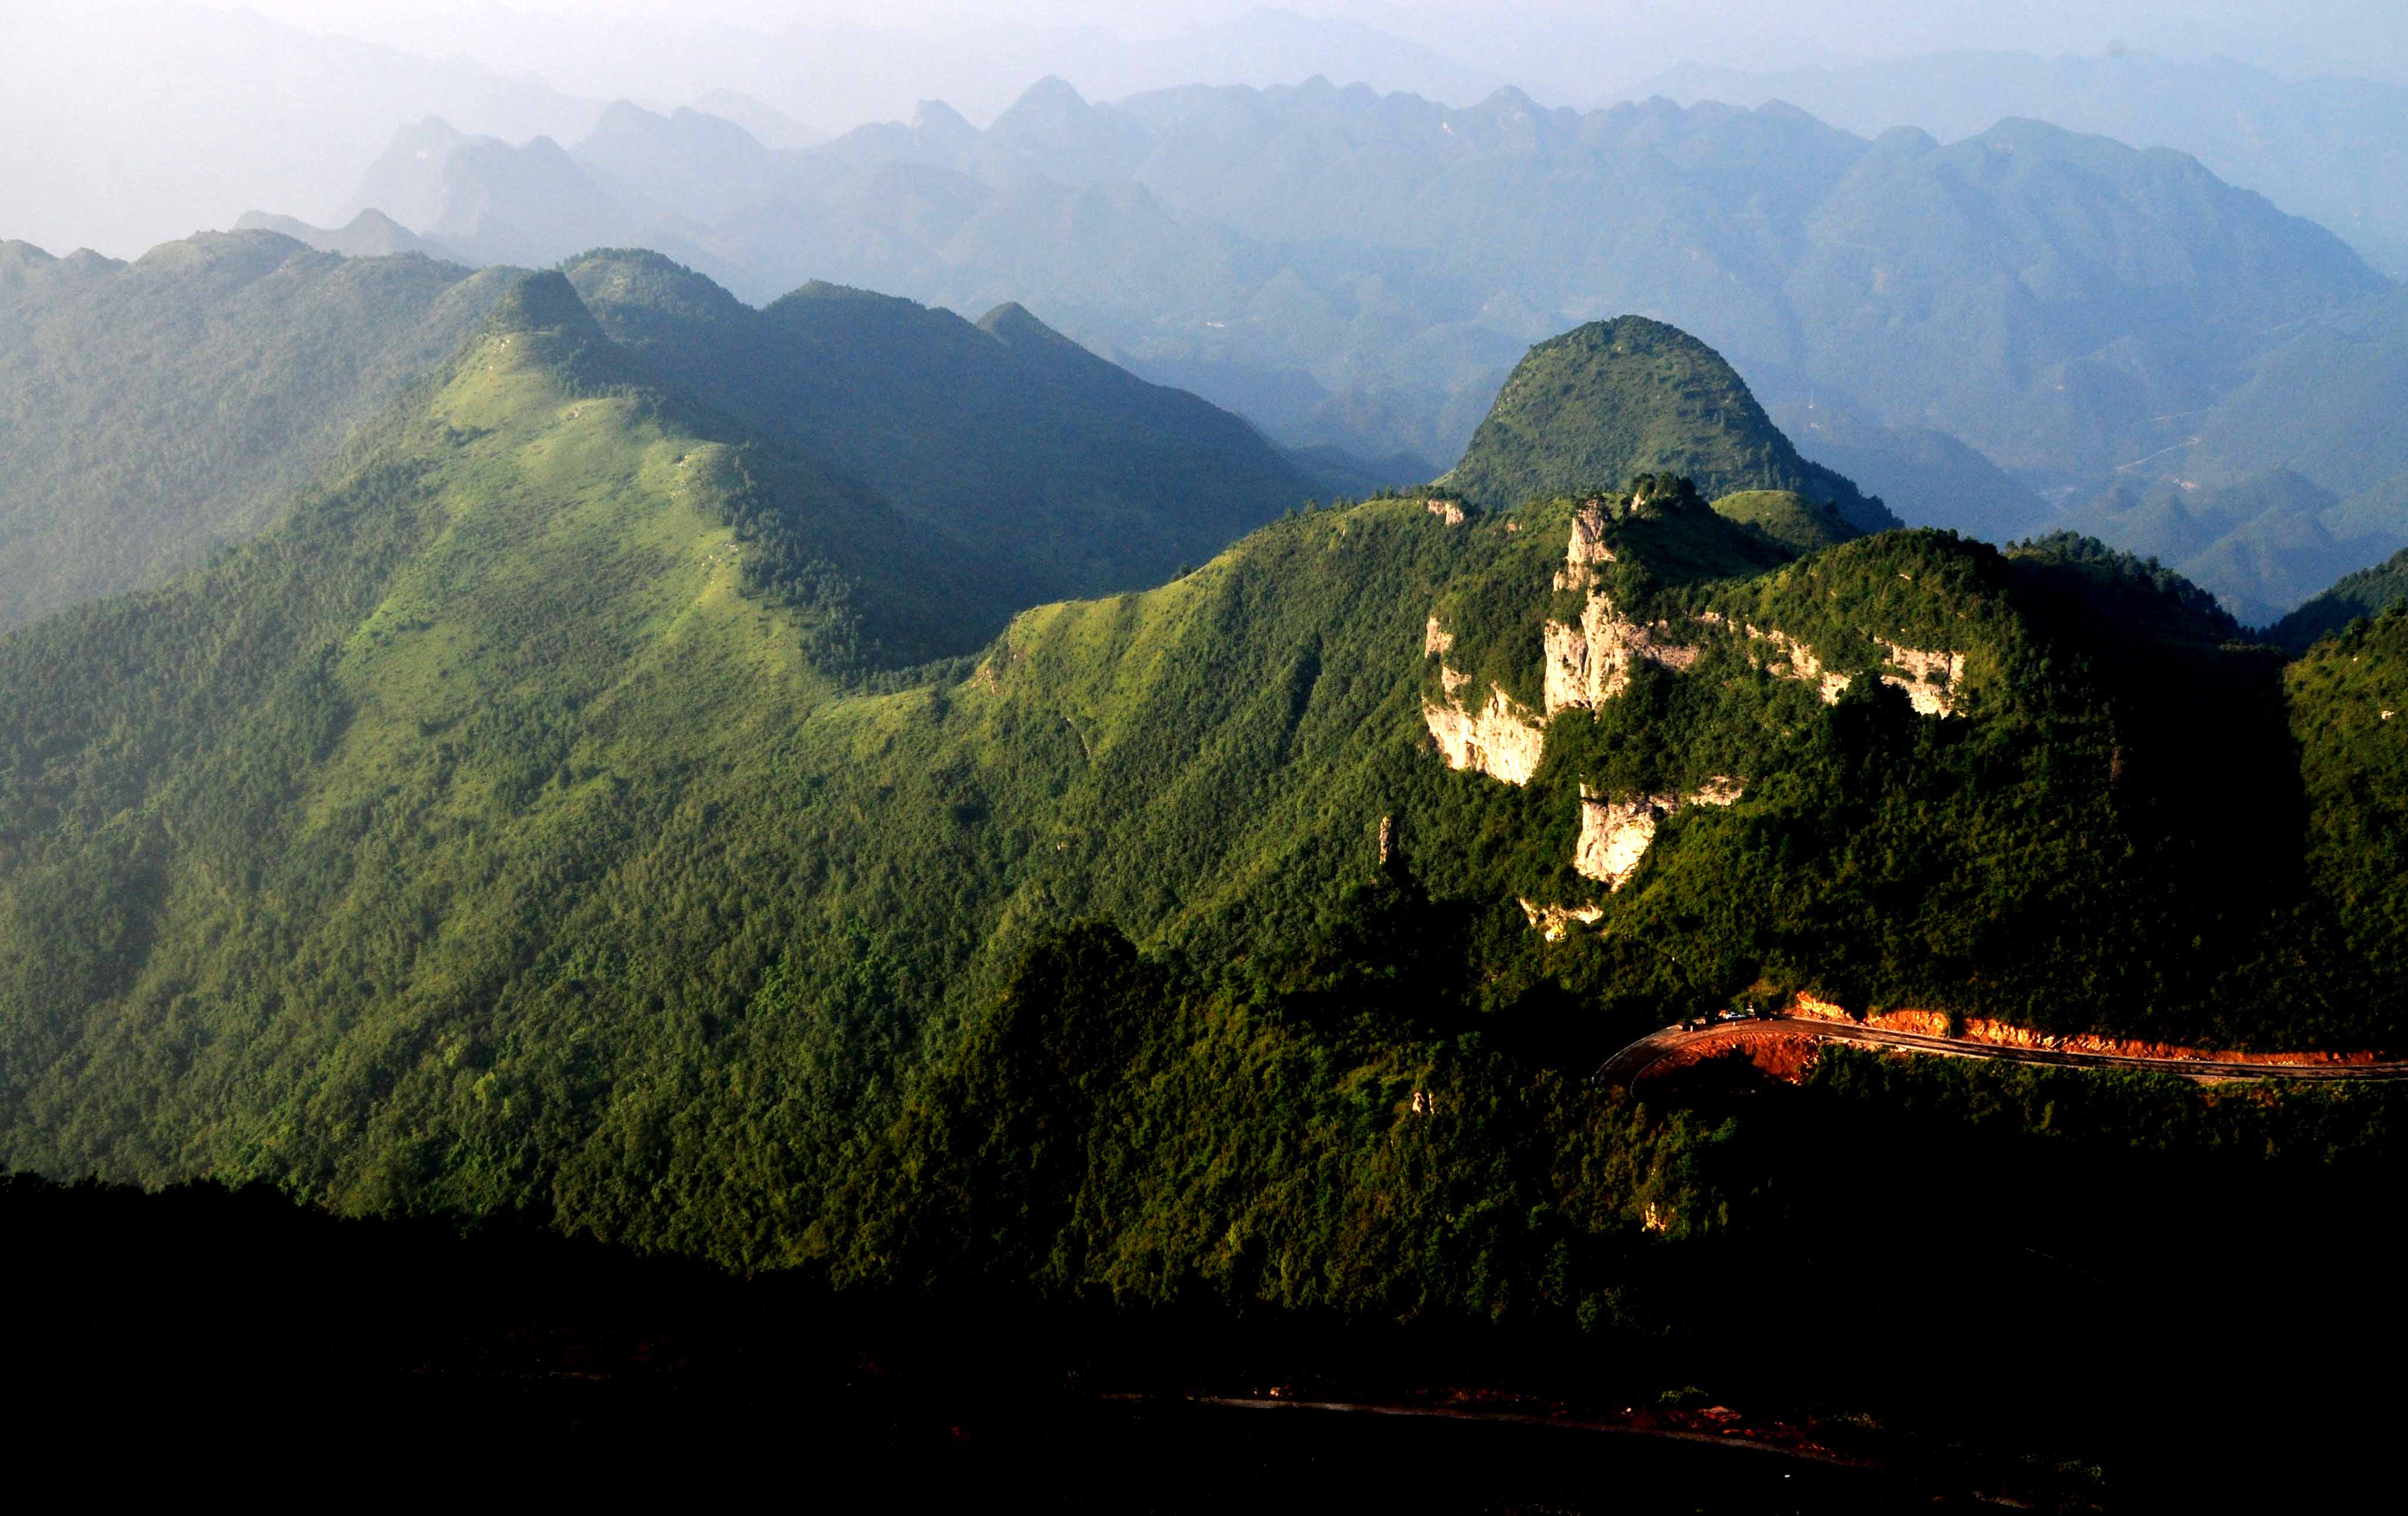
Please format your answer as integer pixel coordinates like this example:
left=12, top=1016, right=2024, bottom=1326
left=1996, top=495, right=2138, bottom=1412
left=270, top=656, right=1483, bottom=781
left=1639, top=48, right=2408, bottom=278
left=277, top=76, right=2408, bottom=628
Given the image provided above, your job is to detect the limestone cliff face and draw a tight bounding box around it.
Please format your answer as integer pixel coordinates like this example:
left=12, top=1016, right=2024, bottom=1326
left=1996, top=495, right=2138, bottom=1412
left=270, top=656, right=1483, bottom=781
left=1544, top=594, right=1701, bottom=715
left=1541, top=502, right=1701, bottom=714
left=1722, top=621, right=1964, bottom=714
left=1552, top=498, right=1616, bottom=591
left=1876, top=642, right=1966, bottom=716
left=1574, top=777, right=1743, bottom=888
left=1575, top=787, right=1666, bottom=889
left=1423, top=615, right=1454, bottom=656
left=1424, top=683, right=1545, bottom=785
left=1424, top=498, right=1468, bottom=526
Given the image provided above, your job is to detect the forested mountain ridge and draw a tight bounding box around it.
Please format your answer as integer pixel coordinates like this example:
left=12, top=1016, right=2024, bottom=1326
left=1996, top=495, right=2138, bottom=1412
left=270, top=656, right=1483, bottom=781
left=563, top=249, right=1314, bottom=611
left=3, top=294, right=2399, bottom=1276
left=0, top=237, right=1309, bottom=635
left=0, top=230, right=517, bottom=629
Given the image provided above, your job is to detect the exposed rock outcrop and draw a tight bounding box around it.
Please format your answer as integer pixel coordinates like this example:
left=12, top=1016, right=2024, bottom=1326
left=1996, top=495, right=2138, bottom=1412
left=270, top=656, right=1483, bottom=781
left=1425, top=683, right=1546, bottom=785
left=1574, top=778, right=1744, bottom=888
left=1729, top=625, right=1964, bottom=714
left=1575, top=786, right=1668, bottom=888
left=1544, top=594, right=1701, bottom=714
left=1743, top=625, right=1852, bottom=704
left=1877, top=642, right=1966, bottom=716
left=1553, top=498, right=1616, bottom=591
left=1423, top=615, right=1454, bottom=656
left=1424, top=498, right=1468, bottom=526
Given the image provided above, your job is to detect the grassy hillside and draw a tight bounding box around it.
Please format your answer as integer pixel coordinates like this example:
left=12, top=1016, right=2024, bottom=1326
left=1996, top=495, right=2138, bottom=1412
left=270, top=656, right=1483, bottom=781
left=565, top=249, right=1313, bottom=622
left=1440, top=317, right=1899, bottom=532
left=0, top=230, right=517, bottom=628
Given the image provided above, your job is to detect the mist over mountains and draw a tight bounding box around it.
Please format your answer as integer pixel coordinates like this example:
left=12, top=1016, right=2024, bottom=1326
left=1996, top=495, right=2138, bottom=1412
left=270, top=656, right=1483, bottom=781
left=237, top=69, right=2408, bottom=621
left=1642, top=48, right=2408, bottom=277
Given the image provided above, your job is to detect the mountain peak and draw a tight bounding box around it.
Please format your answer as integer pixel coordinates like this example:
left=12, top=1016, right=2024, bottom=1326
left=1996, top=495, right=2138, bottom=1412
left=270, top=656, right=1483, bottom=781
left=480, top=270, right=626, bottom=387
left=911, top=99, right=975, bottom=139
left=1443, top=316, right=1899, bottom=533
left=976, top=300, right=1066, bottom=344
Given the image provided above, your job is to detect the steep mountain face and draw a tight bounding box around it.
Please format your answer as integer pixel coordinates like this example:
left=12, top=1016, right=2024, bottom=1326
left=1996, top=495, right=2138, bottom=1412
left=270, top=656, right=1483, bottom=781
left=1441, top=317, right=1899, bottom=533
left=301, top=81, right=2395, bottom=547
left=0, top=271, right=987, bottom=1219
left=0, top=230, right=517, bottom=629
left=3, top=303, right=2395, bottom=1274
left=563, top=249, right=1312, bottom=614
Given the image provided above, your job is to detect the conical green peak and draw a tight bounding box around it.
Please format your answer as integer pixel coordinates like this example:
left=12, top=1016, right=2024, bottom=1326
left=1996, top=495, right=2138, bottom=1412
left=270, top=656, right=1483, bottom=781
left=1446, top=315, right=1899, bottom=534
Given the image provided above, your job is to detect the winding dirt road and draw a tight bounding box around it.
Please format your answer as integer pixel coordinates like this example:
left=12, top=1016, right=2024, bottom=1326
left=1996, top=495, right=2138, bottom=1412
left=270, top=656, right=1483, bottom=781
left=1595, top=1013, right=2408, bottom=1088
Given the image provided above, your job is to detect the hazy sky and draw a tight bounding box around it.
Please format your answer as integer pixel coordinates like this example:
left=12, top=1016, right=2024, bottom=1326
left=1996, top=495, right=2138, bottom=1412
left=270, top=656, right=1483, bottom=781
left=8, top=0, right=2408, bottom=258
left=210, top=0, right=2408, bottom=88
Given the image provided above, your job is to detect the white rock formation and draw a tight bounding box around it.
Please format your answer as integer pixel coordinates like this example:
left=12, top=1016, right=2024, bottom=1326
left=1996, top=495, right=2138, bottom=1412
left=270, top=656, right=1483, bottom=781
left=1574, top=778, right=1745, bottom=888
left=1424, top=682, right=1546, bottom=785
left=1876, top=642, right=1966, bottom=716
left=1543, top=594, right=1701, bottom=715
left=1575, top=786, right=1667, bottom=888
left=1735, top=625, right=1965, bottom=713
left=1425, top=498, right=1468, bottom=526
left=1424, top=615, right=1454, bottom=656
left=1553, top=498, right=1616, bottom=591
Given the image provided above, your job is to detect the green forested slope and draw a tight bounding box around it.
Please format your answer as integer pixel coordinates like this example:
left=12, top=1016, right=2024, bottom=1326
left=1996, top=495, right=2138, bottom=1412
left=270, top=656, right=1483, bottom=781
left=1440, top=317, right=1900, bottom=532
left=0, top=231, right=518, bottom=628
left=2286, top=604, right=2408, bottom=985
left=564, top=249, right=1313, bottom=620
left=2, top=287, right=2400, bottom=1295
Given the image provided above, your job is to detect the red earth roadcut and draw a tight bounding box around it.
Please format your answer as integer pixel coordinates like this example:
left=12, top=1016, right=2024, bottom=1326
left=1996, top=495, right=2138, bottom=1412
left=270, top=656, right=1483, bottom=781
left=1597, top=996, right=2408, bottom=1088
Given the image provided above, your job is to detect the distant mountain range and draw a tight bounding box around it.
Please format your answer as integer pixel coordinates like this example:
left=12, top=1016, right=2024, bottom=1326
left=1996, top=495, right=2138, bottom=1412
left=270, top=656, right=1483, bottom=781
left=1637, top=48, right=2408, bottom=277
left=267, top=78, right=2408, bottom=620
